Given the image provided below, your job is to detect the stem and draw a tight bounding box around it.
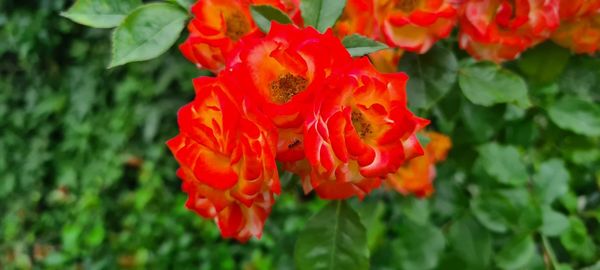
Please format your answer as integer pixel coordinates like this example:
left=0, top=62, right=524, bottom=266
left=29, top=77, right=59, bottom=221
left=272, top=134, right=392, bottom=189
left=542, top=235, right=560, bottom=270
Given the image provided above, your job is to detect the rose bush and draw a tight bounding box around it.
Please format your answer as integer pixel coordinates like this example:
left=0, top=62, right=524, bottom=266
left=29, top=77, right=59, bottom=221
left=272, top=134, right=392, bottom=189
left=4, top=0, right=599, bottom=269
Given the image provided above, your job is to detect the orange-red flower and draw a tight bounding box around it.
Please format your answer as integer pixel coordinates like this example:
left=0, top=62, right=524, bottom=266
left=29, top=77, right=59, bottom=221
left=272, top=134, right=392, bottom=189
left=458, top=0, right=560, bottom=62
left=179, top=0, right=290, bottom=73
left=369, top=48, right=404, bottom=73
left=300, top=58, right=429, bottom=199
left=167, top=76, right=280, bottom=242
left=228, top=23, right=353, bottom=162
left=379, top=0, right=458, bottom=53
left=552, top=0, right=600, bottom=54
left=336, top=0, right=378, bottom=39
left=386, top=132, right=451, bottom=198
left=336, top=0, right=457, bottom=54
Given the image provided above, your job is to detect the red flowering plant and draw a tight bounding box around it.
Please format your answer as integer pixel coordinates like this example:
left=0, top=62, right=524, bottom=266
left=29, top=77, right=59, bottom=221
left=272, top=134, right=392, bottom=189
left=458, top=0, right=560, bottom=62
left=166, top=75, right=281, bottom=242
left=552, top=0, right=600, bottom=54
left=170, top=1, right=434, bottom=242
left=62, top=0, right=600, bottom=268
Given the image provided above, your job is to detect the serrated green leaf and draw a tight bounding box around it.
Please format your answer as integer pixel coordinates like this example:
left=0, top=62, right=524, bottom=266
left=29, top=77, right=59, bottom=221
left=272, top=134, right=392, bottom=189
left=518, top=41, right=570, bottom=84
left=477, top=143, right=529, bottom=186
left=250, top=5, right=292, bottom=33
left=547, top=97, right=600, bottom=136
left=399, top=44, right=458, bottom=110
left=460, top=99, right=505, bottom=143
left=560, top=217, right=597, bottom=262
left=294, top=200, right=369, bottom=270
left=495, top=235, right=536, bottom=270
left=357, top=202, right=386, bottom=251
left=300, top=0, right=347, bottom=32
left=168, top=0, right=195, bottom=10
left=533, top=159, right=569, bottom=204
left=541, top=207, right=570, bottom=236
left=109, top=3, right=188, bottom=68
left=448, top=215, right=493, bottom=269
left=459, top=61, right=531, bottom=108
left=61, top=0, right=142, bottom=28
left=341, top=34, right=388, bottom=57
left=393, top=220, right=445, bottom=270
left=471, top=192, right=513, bottom=233
left=558, top=56, right=600, bottom=99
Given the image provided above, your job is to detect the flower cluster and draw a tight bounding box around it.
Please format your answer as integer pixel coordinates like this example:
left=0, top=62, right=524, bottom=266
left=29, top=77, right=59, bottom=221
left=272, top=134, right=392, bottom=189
left=336, top=0, right=458, bottom=54
left=170, top=22, right=429, bottom=241
left=179, top=0, right=297, bottom=73
left=552, top=0, right=600, bottom=54
left=458, top=0, right=560, bottom=62
left=172, top=0, right=600, bottom=242
left=333, top=0, right=600, bottom=65
left=386, top=132, right=452, bottom=198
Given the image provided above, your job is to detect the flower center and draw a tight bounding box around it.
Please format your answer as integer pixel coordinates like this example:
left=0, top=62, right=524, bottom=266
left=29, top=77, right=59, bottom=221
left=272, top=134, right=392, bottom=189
left=270, top=73, right=308, bottom=104
left=225, top=11, right=250, bottom=41
left=351, top=110, right=373, bottom=139
left=395, top=0, right=419, bottom=12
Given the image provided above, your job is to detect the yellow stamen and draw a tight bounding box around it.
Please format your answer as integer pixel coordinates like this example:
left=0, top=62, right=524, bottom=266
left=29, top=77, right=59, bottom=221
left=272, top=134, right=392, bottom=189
left=270, top=73, right=308, bottom=104
left=351, top=110, right=373, bottom=138
left=225, top=12, right=250, bottom=41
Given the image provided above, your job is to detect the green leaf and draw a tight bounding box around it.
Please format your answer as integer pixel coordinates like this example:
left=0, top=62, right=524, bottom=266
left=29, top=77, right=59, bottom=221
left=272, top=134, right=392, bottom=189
left=250, top=5, right=292, bottom=33
left=533, top=159, right=570, bottom=204
left=477, top=143, right=529, bottom=186
left=393, top=220, right=446, bottom=270
left=471, top=192, right=514, bottom=233
left=461, top=101, right=504, bottom=143
left=558, top=56, right=600, bottom=100
left=341, top=34, right=388, bottom=57
left=294, top=200, right=369, bottom=270
left=518, top=41, right=570, bottom=84
left=61, top=0, right=142, bottom=28
left=300, top=0, right=347, bottom=32
left=560, top=216, right=597, bottom=262
left=168, top=0, right=195, bottom=10
left=547, top=97, right=600, bottom=137
left=581, top=261, right=600, bottom=270
left=357, top=202, right=386, bottom=251
left=448, top=215, right=493, bottom=269
left=459, top=62, right=531, bottom=108
left=495, top=235, right=536, bottom=270
left=109, top=3, right=189, bottom=68
left=541, top=207, right=570, bottom=237
left=398, top=45, right=458, bottom=110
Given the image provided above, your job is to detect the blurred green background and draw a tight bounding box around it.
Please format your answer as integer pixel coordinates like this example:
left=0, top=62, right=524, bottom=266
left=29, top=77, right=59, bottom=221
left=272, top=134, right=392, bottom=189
left=2, top=1, right=600, bottom=270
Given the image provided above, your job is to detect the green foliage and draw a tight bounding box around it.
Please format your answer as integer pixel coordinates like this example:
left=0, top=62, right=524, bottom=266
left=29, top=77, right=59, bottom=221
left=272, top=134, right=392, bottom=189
left=300, top=0, right=347, bottom=32
left=399, top=44, right=458, bottom=110
left=294, top=201, right=369, bottom=270
left=2, top=1, right=600, bottom=269
left=109, top=3, right=188, bottom=68
left=459, top=61, right=531, bottom=108
left=547, top=96, right=600, bottom=136
left=250, top=5, right=292, bottom=33
left=448, top=215, right=493, bottom=268
left=61, top=0, right=142, bottom=28
left=341, top=34, right=388, bottom=57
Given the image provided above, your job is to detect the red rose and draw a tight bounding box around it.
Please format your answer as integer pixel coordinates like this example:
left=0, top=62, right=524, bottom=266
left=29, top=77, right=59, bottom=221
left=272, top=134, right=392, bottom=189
left=227, top=23, right=353, bottom=162
left=458, top=0, right=560, bottom=62
left=379, top=0, right=458, bottom=53
left=300, top=58, right=428, bottom=199
left=167, top=75, right=280, bottom=242
left=335, top=0, right=379, bottom=39
left=335, top=0, right=457, bottom=54
left=179, top=0, right=290, bottom=72
left=552, top=0, right=600, bottom=54
left=386, top=131, right=452, bottom=198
